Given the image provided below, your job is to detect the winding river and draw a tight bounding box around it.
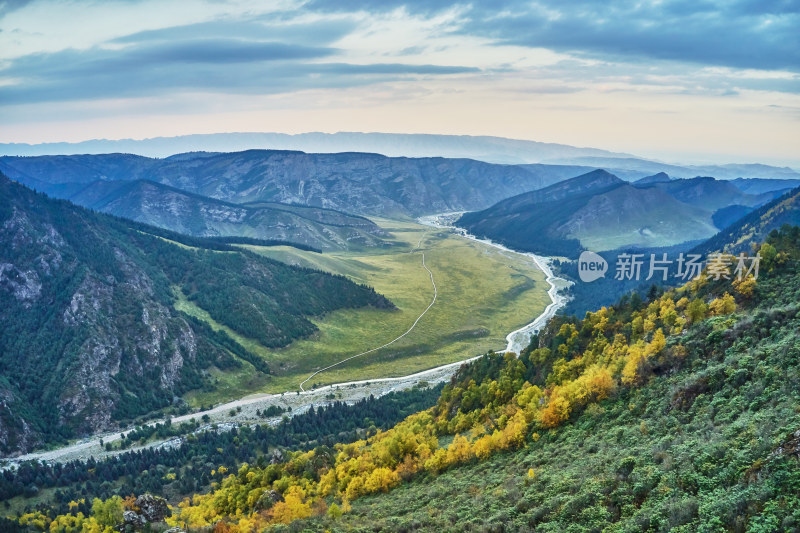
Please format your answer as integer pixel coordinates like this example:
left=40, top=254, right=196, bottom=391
left=3, top=215, right=570, bottom=466
left=417, top=212, right=571, bottom=354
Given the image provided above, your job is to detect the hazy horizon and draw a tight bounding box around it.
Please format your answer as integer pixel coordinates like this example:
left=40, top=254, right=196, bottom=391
left=1, top=1, right=798, bottom=167
left=2, top=130, right=800, bottom=170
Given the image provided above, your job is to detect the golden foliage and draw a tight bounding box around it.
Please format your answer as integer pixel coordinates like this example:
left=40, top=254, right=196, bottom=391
left=709, top=292, right=736, bottom=316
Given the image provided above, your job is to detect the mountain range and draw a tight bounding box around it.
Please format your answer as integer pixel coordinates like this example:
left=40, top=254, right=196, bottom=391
left=4, top=149, right=798, bottom=259
left=545, top=156, right=800, bottom=181
left=457, top=169, right=783, bottom=256
left=0, top=132, right=631, bottom=163
left=3, top=132, right=798, bottom=182
left=0, top=174, right=392, bottom=455
left=0, top=150, right=576, bottom=217
left=37, top=178, right=390, bottom=252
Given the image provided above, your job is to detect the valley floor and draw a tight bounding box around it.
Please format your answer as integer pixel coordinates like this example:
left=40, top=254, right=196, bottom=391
left=182, top=217, right=552, bottom=402
left=3, top=216, right=563, bottom=466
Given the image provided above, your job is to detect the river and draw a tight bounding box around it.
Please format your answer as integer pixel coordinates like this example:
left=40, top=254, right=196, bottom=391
left=417, top=212, right=571, bottom=354
left=2, top=214, right=570, bottom=466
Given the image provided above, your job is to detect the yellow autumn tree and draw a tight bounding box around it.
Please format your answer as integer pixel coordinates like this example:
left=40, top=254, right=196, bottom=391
left=364, top=467, right=400, bottom=493
left=268, top=486, right=312, bottom=524
left=709, top=292, right=736, bottom=316
left=645, top=328, right=666, bottom=357
left=621, top=343, right=645, bottom=385
left=733, top=277, right=756, bottom=298
left=540, top=393, right=571, bottom=428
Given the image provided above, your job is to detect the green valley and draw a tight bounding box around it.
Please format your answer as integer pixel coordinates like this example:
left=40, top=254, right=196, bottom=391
left=178, top=217, right=551, bottom=400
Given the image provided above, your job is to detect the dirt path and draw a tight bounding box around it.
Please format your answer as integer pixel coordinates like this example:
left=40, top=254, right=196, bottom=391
left=299, top=231, right=438, bottom=391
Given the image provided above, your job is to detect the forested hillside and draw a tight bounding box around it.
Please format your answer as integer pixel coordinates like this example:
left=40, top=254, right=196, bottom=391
left=0, top=176, right=392, bottom=455
left=694, top=186, right=800, bottom=255
left=0, top=384, right=443, bottom=521
left=12, top=223, right=799, bottom=531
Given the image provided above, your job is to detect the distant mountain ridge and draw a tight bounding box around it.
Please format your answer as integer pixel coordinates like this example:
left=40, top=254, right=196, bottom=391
left=458, top=170, right=726, bottom=256
left=37, top=178, right=391, bottom=251
left=545, top=156, right=800, bottom=180
left=692, top=186, right=800, bottom=255
left=0, top=132, right=632, bottom=163
left=0, top=150, right=576, bottom=217
left=635, top=176, right=784, bottom=211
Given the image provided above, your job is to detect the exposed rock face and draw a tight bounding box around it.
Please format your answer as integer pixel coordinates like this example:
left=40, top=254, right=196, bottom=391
left=122, top=494, right=172, bottom=529
left=0, top=175, right=393, bottom=456
left=255, top=489, right=283, bottom=511
left=0, top=183, right=218, bottom=454
left=0, top=263, right=41, bottom=304
left=0, top=202, right=205, bottom=448
left=122, top=510, right=146, bottom=529
left=269, top=448, right=286, bottom=464
left=773, top=429, right=800, bottom=459
left=134, top=494, right=171, bottom=523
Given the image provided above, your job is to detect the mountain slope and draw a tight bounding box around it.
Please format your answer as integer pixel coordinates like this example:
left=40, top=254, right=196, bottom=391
left=458, top=169, right=718, bottom=255
left=289, top=239, right=800, bottom=530
left=44, top=226, right=793, bottom=533
left=0, top=151, right=569, bottom=217
left=634, top=171, right=671, bottom=184
left=693, top=186, right=800, bottom=255
left=62, top=179, right=390, bottom=251
left=0, top=176, right=391, bottom=455
left=639, top=176, right=781, bottom=211
left=729, top=177, right=800, bottom=195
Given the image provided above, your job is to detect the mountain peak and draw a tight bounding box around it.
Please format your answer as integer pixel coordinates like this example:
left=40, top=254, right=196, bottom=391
left=535, top=168, right=624, bottom=197
left=635, top=171, right=671, bottom=184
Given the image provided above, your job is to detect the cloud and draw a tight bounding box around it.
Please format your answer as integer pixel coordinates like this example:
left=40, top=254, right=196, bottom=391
left=0, top=5, right=484, bottom=107
left=111, top=17, right=359, bottom=47
left=304, top=0, right=459, bottom=15
left=0, top=0, right=35, bottom=19
left=304, top=0, right=800, bottom=72
left=0, top=37, right=478, bottom=105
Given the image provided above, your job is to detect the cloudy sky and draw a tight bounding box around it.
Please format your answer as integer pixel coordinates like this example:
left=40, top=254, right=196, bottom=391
left=0, top=0, right=798, bottom=165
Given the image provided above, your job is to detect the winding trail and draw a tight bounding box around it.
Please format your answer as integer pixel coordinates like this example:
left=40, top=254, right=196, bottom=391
left=299, top=232, right=438, bottom=391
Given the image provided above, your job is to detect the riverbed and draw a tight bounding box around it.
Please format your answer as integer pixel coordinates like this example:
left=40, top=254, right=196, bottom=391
left=2, top=214, right=570, bottom=467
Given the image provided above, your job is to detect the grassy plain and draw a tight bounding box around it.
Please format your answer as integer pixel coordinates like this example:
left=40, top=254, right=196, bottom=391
left=178, top=217, right=550, bottom=404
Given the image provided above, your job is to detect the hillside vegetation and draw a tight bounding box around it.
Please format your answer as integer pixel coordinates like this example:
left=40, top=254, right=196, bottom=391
left=14, top=222, right=798, bottom=531
left=694, top=186, right=800, bottom=256
left=26, top=178, right=391, bottom=252
left=0, top=176, right=391, bottom=455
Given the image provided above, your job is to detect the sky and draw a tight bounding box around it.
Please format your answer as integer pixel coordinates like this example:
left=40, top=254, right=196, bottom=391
left=0, top=0, right=798, bottom=165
